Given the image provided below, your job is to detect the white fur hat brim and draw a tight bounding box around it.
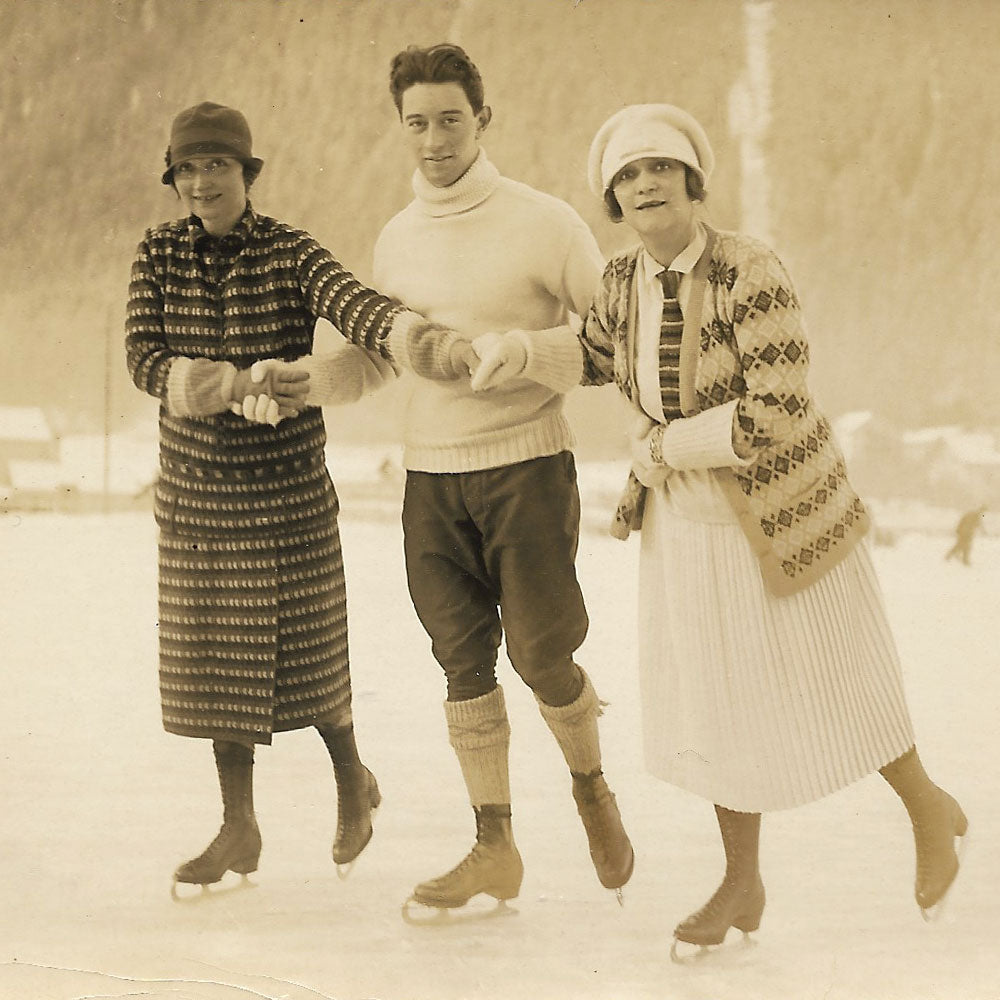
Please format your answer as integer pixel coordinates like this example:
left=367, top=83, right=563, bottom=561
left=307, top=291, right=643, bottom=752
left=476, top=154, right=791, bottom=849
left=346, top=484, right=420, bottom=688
left=587, top=103, right=715, bottom=197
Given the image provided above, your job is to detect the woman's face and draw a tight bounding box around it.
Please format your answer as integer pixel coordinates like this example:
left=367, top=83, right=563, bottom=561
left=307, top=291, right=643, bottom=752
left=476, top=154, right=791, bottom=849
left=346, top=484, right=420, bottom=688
left=612, top=157, right=697, bottom=253
left=173, top=156, right=248, bottom=236
left=400, top=82, right=490, bottom=188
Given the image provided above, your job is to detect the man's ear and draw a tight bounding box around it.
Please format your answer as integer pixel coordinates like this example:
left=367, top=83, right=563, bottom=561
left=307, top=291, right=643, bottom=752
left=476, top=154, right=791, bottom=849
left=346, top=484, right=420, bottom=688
left=476, top=105, right=493, bottom=134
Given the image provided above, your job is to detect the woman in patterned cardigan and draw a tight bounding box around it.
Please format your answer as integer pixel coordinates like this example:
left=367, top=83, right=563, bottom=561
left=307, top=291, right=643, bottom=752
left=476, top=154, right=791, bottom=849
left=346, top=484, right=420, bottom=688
left=583, top=104, right=967, bottom=955
left=127, top=102, right=452, bottom=896
left=474, top=103, right=967, bottom=954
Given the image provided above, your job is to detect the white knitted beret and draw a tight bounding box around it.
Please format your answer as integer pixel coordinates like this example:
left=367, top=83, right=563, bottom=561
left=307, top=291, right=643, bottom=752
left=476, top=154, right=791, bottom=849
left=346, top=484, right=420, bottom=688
left=587, top=103, right=715, bottom=197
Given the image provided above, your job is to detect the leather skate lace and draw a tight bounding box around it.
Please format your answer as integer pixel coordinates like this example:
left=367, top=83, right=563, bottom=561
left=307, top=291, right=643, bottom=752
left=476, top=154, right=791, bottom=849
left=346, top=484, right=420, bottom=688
left=334, top=770, right=372, bottom=844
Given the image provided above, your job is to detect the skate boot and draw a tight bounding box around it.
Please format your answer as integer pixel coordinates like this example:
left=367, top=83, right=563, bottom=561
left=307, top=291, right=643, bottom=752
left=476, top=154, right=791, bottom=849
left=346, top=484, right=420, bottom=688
left=317, top=722, right=381, bottom=876
left=173, top=817, right=262, bottom=888
left=536, top=668, right=633, bottom=898
left=671, top=876, right=766, bottom=958
left=671, top=805, right=763, bottom=962
left=572, top=769, right=635, bottom=897
left=172, top=741, right=261, bottom=899
left=403, top=805, right=523, bottom=920
left=879, top=746, right=969, bottom=919
left=912, top=788, right=968, bottom=919
left=332, top=765, right=382, bottom=874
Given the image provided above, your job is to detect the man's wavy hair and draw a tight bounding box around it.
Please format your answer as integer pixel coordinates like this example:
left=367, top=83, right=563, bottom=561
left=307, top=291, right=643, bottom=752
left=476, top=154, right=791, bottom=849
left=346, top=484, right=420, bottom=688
left=389, top=43, right=485, bottom=116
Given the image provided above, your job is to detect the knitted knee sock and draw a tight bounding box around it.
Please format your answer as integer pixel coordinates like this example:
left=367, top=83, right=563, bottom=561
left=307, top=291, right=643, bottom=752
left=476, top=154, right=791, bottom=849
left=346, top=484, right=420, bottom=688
left=536, top=667, right=603, bottom=777
left=445, top=686, right=512, bottom=807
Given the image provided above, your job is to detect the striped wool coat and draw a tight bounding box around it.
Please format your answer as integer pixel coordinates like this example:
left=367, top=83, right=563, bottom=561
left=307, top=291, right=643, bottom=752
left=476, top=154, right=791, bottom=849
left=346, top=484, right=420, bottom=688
left=580, top=226, right=870, bottom=596
left=126, top=206, right=402, bottom=744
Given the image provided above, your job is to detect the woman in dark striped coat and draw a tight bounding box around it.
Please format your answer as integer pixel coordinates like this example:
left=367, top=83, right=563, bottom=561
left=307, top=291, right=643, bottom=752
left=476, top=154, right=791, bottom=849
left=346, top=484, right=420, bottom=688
left=126, top=102, right=448, bottom=894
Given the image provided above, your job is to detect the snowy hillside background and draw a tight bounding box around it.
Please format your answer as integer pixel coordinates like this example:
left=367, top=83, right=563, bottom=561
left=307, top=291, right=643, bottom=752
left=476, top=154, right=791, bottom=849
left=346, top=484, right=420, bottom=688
left=2, top=0, right=1000, bottom=445
left=3, top=1, right=1000, bottom=999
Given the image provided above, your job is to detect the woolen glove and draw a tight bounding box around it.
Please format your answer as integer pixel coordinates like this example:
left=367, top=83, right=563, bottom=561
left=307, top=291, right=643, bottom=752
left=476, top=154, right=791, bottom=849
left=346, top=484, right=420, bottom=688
left=470, top=331, right=528, bottom=392
left=358, top=350, right=397, bottom=392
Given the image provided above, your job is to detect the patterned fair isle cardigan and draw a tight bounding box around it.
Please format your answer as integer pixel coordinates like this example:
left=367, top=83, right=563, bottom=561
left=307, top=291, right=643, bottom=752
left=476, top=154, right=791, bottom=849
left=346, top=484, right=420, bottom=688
left=579, top=226, right=870, bottom=597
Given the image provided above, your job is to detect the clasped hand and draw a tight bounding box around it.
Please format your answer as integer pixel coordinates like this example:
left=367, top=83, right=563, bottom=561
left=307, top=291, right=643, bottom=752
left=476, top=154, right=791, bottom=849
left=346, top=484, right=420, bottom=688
left=467, top=332, right=527, bottom=391
left=231, top=361, right=309, bottom=426
left=630, top=413, right=670, bottom=487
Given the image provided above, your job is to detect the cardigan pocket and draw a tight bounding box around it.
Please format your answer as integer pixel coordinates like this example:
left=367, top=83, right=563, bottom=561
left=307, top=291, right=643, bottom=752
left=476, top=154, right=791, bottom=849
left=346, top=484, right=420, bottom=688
left=153, top=478, right=179, bottom=532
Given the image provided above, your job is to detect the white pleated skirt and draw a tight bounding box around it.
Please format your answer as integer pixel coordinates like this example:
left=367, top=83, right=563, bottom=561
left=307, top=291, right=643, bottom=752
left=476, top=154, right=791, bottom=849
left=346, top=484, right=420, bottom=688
left=638, top=473, right=915, bottom=812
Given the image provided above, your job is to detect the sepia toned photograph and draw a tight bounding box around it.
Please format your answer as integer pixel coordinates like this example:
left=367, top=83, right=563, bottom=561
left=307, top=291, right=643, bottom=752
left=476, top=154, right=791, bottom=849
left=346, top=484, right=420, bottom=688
left=1, top=1, right=997, bottom=998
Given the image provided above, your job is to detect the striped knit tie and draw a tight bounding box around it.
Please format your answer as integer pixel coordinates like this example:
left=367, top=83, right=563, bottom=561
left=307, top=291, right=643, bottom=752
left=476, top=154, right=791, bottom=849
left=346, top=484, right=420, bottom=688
left=658, top=269, right=684, bottom=420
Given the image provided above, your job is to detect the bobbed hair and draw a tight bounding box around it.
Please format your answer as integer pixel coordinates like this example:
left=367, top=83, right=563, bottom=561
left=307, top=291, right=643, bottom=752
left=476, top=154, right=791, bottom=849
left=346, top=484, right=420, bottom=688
left=603, top=163, right=706, bottom=223
left=162, top=148, right=262, bottom=195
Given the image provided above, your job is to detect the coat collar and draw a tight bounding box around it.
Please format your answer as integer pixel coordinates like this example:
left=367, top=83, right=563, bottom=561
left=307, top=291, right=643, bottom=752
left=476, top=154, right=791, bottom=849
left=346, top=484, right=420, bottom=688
left=187, top=203, right=258, bottom=251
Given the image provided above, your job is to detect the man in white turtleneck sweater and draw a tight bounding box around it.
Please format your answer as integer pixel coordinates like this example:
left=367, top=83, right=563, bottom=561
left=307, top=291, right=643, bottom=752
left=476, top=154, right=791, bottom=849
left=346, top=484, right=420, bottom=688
left=373, top=44, right=634, bottom=916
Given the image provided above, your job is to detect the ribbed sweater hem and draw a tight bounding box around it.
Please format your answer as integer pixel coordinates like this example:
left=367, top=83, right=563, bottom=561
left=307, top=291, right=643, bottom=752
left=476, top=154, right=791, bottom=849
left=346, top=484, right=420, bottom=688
left=403, top=412, right=575, bottom=473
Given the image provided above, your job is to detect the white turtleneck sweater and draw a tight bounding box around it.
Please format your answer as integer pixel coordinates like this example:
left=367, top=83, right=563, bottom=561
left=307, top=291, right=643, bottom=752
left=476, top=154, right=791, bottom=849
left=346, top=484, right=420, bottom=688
left=374, top=150, right=603, bottom=473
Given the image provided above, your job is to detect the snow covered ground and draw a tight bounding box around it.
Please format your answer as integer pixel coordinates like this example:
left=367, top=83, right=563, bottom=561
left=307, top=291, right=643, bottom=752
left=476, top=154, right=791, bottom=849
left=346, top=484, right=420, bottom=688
left=2, top=482, right=998, bottom=1000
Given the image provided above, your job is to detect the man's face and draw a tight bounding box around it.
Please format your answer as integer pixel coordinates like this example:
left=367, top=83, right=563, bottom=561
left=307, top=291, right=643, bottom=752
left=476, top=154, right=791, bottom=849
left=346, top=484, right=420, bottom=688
left=400, top=82, right=489, bottom=188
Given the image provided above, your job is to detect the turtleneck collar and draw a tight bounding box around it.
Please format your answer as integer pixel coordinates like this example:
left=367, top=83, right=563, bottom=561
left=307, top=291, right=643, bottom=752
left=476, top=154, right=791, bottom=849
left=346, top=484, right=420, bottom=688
left=411, top=148, right=500, bottom=218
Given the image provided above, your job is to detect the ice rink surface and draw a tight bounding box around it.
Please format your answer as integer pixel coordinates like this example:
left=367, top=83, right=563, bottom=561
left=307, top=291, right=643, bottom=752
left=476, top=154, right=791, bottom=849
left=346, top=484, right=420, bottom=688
left=2, top=496, right=997, bottom=1000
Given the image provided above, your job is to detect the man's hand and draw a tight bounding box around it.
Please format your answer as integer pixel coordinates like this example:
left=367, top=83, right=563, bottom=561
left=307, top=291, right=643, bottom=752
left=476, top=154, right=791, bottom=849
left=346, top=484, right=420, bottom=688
left=449, top=340, right=480, bottom=379
left=469, top=332, right=527, bottom=392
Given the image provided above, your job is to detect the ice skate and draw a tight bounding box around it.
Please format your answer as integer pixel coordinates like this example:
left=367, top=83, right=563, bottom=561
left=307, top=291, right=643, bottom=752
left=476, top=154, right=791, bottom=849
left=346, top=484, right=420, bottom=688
left=670, top=876, right=766, bottom=963
left=401, top=805, right=523, bottom=925
left=171, top=818, right=262, bottom=901
left=912, top=788, right=968, bottom=921
left=332, top=766, right=382, bottom=879
left=572, top=769, right=634, bottom=902
left=171, top=740, right=260, bottom=902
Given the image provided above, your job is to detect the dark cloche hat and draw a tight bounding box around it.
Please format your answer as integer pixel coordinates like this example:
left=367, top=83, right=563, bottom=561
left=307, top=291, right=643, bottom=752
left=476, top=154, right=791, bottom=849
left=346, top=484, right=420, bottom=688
left=161, top=101, right=264, bottom=184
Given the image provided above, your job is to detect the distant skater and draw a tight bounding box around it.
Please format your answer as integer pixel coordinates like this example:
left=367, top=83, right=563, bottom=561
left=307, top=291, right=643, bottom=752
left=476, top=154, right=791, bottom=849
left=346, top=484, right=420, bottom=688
left=475, top=102, right=968, bottom=955
left=126, top=101, right=458, bottom=896
left=945, top=506, right=987, bottom=565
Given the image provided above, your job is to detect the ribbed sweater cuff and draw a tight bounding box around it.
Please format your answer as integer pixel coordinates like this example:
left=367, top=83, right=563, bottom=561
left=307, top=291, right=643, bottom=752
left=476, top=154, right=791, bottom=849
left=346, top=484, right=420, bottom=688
left=386, top=310, right=417, bottom=370
left=166, top=357, right=236, bottom=417
left=517, top=326, right=583, bottom=394
left=389, top=310, right=463, bottom=380
left=660, top=399, right=752, bottom=471
left=294, top=352, right=364, bottom=407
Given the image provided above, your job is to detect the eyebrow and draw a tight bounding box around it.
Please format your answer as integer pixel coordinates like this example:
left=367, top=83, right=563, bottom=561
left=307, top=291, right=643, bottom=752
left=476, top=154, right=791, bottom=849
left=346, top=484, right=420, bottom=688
left=404, top=109, right=468, bottom=121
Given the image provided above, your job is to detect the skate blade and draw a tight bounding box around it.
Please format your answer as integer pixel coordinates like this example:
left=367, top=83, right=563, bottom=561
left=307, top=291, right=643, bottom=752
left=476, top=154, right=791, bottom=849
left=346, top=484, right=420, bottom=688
left=401, top=895, right=518, bottom=926
left=170, top=872, right=257, bottom=903
left=335, top=859, right=359, bottom=881
left=670, top=930, right=757, bottom=965
left=920, top=824, right=971, bottom=923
